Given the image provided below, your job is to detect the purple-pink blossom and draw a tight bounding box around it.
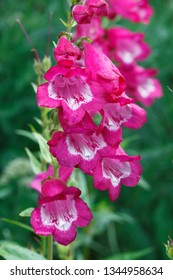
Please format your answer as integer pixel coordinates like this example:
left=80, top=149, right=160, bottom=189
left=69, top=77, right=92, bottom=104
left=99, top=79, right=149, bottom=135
left=30, top=165, right=73, bottom=193
left=106, top=27, right=151, bottom=65
left=36, top=39, right=126, bottom=125
left=119, top=64, right=163, bottom=106
left=108, top=0, right=153, bottom=24
left=72, top=0, right=109, bottom=24
left=100, top=96, right=147, bottom=146
left=53, top=37, right=81, bottom=67
left=31, top=178, right=93, bottom=245
left=93, top=147, right=142, bottom=201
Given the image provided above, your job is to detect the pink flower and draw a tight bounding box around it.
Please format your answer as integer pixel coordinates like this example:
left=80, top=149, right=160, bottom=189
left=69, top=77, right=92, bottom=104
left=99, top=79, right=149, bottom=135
left=72, top=0, right=109, bottom=24
left=119, top=64, right=163, bottom=106
left=86, top=0, right=109, bottom=16
left=93, top=147, right=142, bottom=201
left=36, top=65, right=103, bottom=125
left=108, top=0, right=153, bottom=24
left=30, top=165, right=54, bottom=193
left=72, top=4, right=92, bottom=24
left=31, top=179, right=93, bottom=245
left=84, top=42, right=126, bottom=97
left=73, top=17, right=110, bottom=56
left=106, top=27, right=151, bottom=65
left=30, top=165, right=73, bottom=193
left=73, top=17, right=104, bottom=42
left=48, top=114, right=110, bottom=176
left=53, top=37, right=81, bottom=67
left=100, top=95, right=147, bottom=146
left=37, top=40, right=126, bottom=124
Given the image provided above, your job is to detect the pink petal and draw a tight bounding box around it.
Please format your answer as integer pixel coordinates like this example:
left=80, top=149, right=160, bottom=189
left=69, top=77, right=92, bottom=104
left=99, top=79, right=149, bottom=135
left=53, top=224, right=77, bottom=246
left=75, top=198, right=93, bottom=227
left=41, top=179, right=66, bottom=197
left=58, top=166, right=74, bottom=182
left=72, top=5, right=92, bottom=24
left=54, top=37, right=81, bottom=67
left=31, top=208, right=53, bottom=235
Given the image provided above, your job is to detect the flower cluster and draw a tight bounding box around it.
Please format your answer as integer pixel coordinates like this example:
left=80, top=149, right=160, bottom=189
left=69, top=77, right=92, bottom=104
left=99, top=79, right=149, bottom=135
left=74, top=0, right=163, bottom=106
left=29, top=0, right=161, bottom=246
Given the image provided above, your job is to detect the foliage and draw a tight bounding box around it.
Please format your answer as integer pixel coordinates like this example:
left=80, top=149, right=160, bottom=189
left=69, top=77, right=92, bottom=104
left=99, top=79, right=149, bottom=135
left=0, top=0, right=173, bottom=259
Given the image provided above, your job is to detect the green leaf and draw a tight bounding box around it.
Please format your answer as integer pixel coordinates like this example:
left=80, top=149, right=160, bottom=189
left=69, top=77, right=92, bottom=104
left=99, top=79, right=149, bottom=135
left=34, top=117, right=43, bottom=127
left=59, top=18, right=67, bottom=27
left=19, top=208, right=34, bottom=217
left=25, top=147, right=42, bottom=174
left=2, top=218, right=33, bottom=232
left=16, top=129, right=37, bottom=143
left=31, top=82, right=37, bottom=93
left=105, top=247, right=153, bottom=260
left=0, top=241, right=46, bottom=260
left=138, top=176, right=151, bottom=191
left=33, top=132, right=52, bottom=163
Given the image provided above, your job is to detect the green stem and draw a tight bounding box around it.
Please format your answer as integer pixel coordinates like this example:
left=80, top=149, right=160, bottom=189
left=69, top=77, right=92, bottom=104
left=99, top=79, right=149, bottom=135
left=47, top=235, right=53, bottom=260
left=41, top=236, right=47, bottom=257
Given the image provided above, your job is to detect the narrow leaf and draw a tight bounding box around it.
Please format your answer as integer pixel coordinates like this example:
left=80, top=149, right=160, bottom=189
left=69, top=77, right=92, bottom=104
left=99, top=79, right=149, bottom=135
left=33, top=132, right=52, bottom=163
left=0, top=241, right=46, bottom=260
left=19, top=208, right=34, bottom=217
left=25, top=147, right=41, bottom=174
left=31, top=82, right=37, bottom=93
left=34, top=117, right=43, bottom=127
left=16, top=129, right=37, bottom=143
left=59, top=18, right=68, bottom=27
left=2, top=218, right=33, bottom=233
left=138, top=176, right=151, bottom=190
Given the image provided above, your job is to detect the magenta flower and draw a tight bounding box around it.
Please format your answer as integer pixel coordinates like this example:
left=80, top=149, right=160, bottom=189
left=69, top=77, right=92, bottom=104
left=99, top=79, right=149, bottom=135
left=107, top=27, right=151, bottom=65
left=48, top=114, right=110, bottom=176
left=30, top=165, right=73, bottom=193
left=53, top=37, right=81, bottom=67
left=100, top=96, right=147, bottom=146
left=93, top=147, right=142, bottom=201
left=84, top=42, right=126, bottom=97
left=108, top=0, right=153, bottom=24
left=73, top=16, right=104, bottom=42
left=36, top=65, right=102, bottom=125
left=72, top=4, right=92, bottom=24
left=37, top=39, right=125, bottom=124
left=31, top=179, right=93, bottom=245
left=86, top=0, right=109, bottom=16
left=30, top=165, right=54, bottom=193
left=119, top=64, right=163, bottom=106
left=72, top=0, right=109, bottom=24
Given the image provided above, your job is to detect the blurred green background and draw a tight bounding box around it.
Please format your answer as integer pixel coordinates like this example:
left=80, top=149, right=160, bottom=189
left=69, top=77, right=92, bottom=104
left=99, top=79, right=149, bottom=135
left=0, top=0, right=173, bottom=260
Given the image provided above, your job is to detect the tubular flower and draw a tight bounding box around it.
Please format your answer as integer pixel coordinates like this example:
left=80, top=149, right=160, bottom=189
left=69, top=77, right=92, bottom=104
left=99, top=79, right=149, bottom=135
left=84, top=42, right=126, bottom=97
left=108, top=0, right=153, bottom=24
left=119, top=64, right=163, bottom=106
left=73, top=17, right=104, bottom=42
left=29, top=165, right=73, bottom=193
left=106, top=27, right=151, bottom=65
left=31, top=179, right=93, bottom=246
left=37, top=38, right=126, bottom=125
left=53, top=36, right=81, bottom=67
left=100, top=95, right=147, bottom=146
left=72, top=0, right=109, bottom=24
left=93, top=147, right=142, bottom=201
left=48, top=113, right=111, bottom=176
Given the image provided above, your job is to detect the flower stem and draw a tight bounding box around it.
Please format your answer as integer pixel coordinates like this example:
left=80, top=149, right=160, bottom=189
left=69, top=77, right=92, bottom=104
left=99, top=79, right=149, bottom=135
left=41, top=236, right=47, bottom=257
left=47, top=235, right=53, bottom=260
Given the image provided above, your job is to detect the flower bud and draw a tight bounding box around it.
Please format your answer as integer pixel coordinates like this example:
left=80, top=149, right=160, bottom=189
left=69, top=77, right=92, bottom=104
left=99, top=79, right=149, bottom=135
left=165, top=236, right=173, bottom=260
